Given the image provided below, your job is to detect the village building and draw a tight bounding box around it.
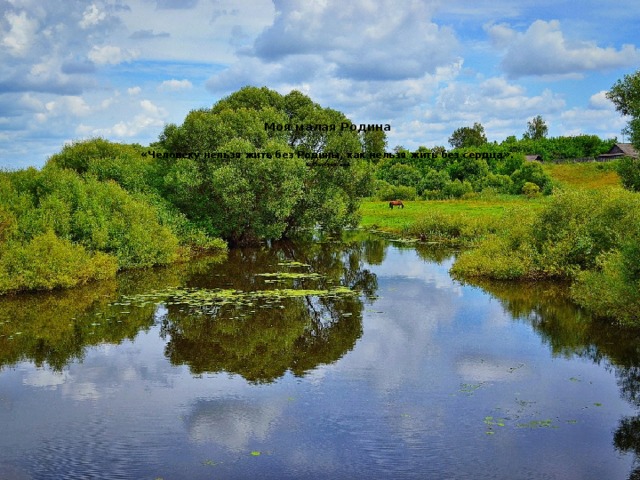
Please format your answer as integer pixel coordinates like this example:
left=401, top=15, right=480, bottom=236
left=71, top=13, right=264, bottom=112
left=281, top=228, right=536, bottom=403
left=597, top=143, right=639, bottom=161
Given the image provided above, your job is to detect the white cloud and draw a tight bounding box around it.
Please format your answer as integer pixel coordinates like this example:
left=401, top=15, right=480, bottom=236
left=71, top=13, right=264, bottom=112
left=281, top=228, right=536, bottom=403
left=88, top=45, right=138, bottom=65
left=79, top=4, right=107, bottom=29
left=487, top=20, right=640, bottom=77
left=1, top=10, right=38, bottom=56
left=36, top=95, right=91, bottom=122
left=158, top=79, right=192, bottom=91
left=588, top=90, right=614, bottom=110
left=248, top=0, right=459, bottom=81
left=127, top=86, right=141, bottom=96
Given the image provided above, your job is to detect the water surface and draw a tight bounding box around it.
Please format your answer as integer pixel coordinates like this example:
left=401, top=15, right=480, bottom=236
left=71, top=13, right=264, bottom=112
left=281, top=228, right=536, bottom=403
left=1, top=234, right=640, bottom=479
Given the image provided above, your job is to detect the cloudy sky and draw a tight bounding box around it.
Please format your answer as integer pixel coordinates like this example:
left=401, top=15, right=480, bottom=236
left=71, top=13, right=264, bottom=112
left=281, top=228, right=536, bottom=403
left=1, top=0, right=639, bottom=169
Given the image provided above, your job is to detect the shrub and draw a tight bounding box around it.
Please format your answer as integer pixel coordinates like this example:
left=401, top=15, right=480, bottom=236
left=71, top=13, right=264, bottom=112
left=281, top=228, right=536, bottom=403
left=571, top=251, right=640, bottom=325
left=442, top=179, right=473, bottom=198
left=0, top=231, right=118, bottom=293
left=617, top=156, right=640, bottom=192
left=522, top=182, right=540, bottom=197
left=404, top=211, right=498, bottom=245
left=375, top=180, right=417, bottom=200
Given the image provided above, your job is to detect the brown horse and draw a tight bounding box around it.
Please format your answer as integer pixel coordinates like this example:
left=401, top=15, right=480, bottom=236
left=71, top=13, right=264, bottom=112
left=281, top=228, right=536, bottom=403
left=389, top=200, right=404, bottom=209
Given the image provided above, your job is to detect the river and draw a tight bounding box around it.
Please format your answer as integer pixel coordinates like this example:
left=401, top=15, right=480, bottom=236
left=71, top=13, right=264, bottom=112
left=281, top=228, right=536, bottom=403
left=1, top=232, right=639, bottom=479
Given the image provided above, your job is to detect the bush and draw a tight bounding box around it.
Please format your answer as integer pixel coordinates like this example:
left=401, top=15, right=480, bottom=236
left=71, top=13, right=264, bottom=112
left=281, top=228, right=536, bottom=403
left=510, top=162, right=552, bottom=194
left=617, top=156, right=640, bottom=192
left=522, top=182, right=540, bottom=197
left=442, top=179, right=473, bottom=198
left=404, top=211, right=498, bottom=245
left=0, top=231, right=118, bottom=293
left=375, top=180, right=417, bottom=200
left=571, top=251, right=640, bottom=325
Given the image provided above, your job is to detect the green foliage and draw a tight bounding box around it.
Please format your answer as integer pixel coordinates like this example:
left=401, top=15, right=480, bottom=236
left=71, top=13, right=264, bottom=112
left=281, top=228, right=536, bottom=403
left=374, top=180, right=417, bottom=201
left=571, top=251, right=640, bottom=325
left=617, top=156, right=640, bottom=192
left=448, top=122, right=487, bottom=148
left=419, top=169, right=450, bottom=193
left=156, top=86, right=370, bottom=243
left=0, top=230, right=118, bottom=293
left=608, top=69, right=640, bottom=150
left=442, top=179, right=474, bottom=198
left=47, top=138, right=143, bottom=174
left=404, top=210, right=498, bottom=246
left=452, top=190, right=640, bottom=322
left=499, top=135, right=615, bottom=161
left=377, top=163, right=421, bottom=188
left=510, top=162, right=552, bottom=195
left=522, top=182, right=541, bottom=197
left=524, top=115, right=548, bottom=140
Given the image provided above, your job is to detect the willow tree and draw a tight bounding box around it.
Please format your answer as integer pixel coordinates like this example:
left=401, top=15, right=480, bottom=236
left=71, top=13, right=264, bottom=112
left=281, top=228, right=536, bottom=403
left=156, top=86, right=372, bottom=245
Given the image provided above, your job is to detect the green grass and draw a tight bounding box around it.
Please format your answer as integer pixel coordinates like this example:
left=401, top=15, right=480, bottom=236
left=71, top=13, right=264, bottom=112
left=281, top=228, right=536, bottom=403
left=359, top=163, right=621, bottom=236
left=359, top=195, right=545, bottom=235
left=542, top=162, right=621, bottom=190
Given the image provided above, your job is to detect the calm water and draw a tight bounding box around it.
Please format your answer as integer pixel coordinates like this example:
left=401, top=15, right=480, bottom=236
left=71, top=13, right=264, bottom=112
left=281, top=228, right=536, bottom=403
left=1, top=233, right=640, bottom=479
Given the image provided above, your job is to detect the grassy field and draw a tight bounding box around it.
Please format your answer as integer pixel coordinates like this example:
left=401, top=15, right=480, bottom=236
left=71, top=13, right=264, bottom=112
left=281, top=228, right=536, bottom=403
left=541, top=162, right=621, bottom=190
left=359, top=162, right=622, bottom=235
left=359, top=195, right=543, bottom=233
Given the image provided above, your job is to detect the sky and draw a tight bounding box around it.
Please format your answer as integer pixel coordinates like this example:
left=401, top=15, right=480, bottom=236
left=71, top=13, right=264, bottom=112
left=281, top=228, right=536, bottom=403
left=1, top=0, right=639, bottom=169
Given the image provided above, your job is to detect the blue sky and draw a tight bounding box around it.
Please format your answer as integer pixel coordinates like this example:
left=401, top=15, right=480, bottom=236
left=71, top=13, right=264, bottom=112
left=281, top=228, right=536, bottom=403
left=1, top=0, right=638, bottom=169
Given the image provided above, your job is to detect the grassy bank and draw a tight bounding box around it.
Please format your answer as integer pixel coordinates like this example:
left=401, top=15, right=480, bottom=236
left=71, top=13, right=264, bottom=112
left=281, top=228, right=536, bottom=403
left=359, top=162, right=640, bottom=325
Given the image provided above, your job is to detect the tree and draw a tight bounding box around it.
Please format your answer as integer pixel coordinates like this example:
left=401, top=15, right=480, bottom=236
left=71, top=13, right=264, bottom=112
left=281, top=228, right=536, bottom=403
left=448, top=122, right=487, bottom=148
left=156, top=86, right=372, bottom=245
left=608, top=70, right=640, bottom=192
left=608, top=70, right=640, bottom=150
left=524, top=115, right=548, bottom=140
left=361, top=129, right=387, bottom=161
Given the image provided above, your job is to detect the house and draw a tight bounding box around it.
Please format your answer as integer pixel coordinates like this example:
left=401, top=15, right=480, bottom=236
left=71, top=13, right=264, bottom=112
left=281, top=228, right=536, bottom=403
left=597, top=143, right=638, bottom=161
left=525, top=154, right=543, bottom=162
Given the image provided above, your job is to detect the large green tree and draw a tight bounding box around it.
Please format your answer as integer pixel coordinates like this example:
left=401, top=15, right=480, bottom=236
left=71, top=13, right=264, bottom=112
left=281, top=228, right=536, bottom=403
left=608, top=70, right=640, bottom=149
left=608, top=70, right=640, bottom=191
left=156, top=86, right=372, bottom=245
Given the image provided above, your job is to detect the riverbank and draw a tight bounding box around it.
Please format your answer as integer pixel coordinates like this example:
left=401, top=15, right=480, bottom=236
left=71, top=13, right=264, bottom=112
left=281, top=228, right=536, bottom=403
left=358, top=162, right=640, bottom=325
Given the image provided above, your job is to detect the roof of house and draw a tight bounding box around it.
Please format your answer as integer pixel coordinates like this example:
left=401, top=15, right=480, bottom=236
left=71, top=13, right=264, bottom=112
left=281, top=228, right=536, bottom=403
left=615, top=143, right=638, bottom=157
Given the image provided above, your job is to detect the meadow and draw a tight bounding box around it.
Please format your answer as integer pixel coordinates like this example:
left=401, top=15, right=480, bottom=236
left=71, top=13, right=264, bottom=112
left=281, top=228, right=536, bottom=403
left=359, top=161, right=620, bottom=237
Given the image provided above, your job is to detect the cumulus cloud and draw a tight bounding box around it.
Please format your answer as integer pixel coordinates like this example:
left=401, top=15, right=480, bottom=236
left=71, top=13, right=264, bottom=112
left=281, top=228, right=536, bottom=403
left=248, top=0, right=459, bottom=81
left=158, top=79, right=192, bottom=91
left=1, top=10, right=39, bottom=56
left=486, top=20, right=640, bottom=77
left=79, top=4, right=107, bottom=29
left=88, top=45, right=138, bottom=65
left=588, top=90, right=614, bottom=110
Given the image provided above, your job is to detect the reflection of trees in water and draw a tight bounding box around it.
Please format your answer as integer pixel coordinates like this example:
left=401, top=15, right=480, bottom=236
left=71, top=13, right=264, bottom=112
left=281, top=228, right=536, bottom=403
left=0, top=254, right=225, bottom=371
left=161, top=238, right=378, bottom=383
left=462, top=276, right=640, bottom=480
left=0, top=234, right=378, bottom=384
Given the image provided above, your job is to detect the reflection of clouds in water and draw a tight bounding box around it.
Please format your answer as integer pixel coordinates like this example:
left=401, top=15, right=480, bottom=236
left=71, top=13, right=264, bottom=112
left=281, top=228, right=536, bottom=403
left=185, top=399, right=285, bottom=452
left=335, top=273, right=459, bottom=393
left=456, top=355, right=528, bottom=383
left=20, top=326, right=180, bottom=401
left=62, top=381, right=102, bottom=401
left=370, top=247, right=462, bottom=295
left=22, top=369, right=69, bottom=389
